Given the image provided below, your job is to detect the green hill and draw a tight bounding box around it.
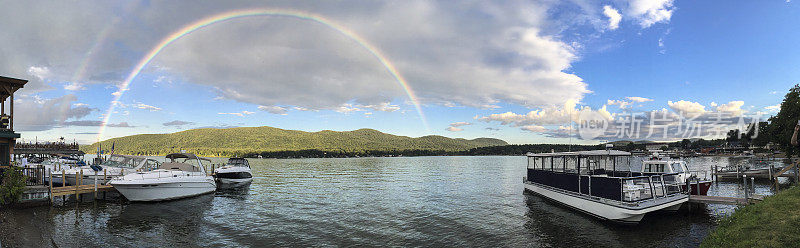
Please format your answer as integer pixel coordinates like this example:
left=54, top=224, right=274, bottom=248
left=80, top=126, right=507, bottom=157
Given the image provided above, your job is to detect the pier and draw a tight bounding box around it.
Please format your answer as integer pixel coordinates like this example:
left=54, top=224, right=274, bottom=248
left=688, top=195, right=763, bottom=205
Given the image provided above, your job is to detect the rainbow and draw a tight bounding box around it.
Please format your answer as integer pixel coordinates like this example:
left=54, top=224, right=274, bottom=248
left=97, top=8, right=429, bottom=141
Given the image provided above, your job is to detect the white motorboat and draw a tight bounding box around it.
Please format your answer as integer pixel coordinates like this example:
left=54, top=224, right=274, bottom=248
left=63, top=154, right=161, bottom=185
left=641, top=156, right=712, bottom=195
left=523, top=150, right=688, bottom=224
left=110, top=153, right=216, bottom=202
left=214, top=157, right=253, bottom=186
left=41, top=155, right=86, bottom=185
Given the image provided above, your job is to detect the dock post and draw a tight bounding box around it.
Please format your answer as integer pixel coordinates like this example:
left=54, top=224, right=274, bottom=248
left=94, top=170, right=98, bottom=199
left=49, top=168, right=53, bottom=203
left=743, top=175, right=749, bottom=201
left=750, top=177, right=755, bottom=194
left=62, top=169, right=66, bottom=202
left=77, top=169, right=83, bottom=202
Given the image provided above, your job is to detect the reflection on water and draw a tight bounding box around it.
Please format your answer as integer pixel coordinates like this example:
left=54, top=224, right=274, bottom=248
left=17, top=156, right=789, bottom=247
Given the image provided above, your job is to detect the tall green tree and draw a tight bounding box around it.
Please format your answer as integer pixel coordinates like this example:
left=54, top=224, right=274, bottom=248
left=767, top=84, right=800, bottom=157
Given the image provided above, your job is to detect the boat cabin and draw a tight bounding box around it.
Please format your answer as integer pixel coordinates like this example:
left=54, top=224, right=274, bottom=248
left=526, top=150, right=684, bottom=203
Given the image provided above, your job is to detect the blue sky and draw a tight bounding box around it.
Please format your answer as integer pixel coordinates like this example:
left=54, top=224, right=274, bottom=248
left=1, top=0, right=796, bottom=144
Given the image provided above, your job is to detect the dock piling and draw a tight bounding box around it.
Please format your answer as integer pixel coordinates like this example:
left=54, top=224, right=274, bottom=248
left=48, top=168, right=53, bottom=202
left=94, top=170, right=98, bottom=199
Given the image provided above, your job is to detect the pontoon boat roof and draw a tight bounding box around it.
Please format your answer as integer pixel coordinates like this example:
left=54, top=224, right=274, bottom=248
left=165, top=153, right=212, bottom=161
left=526, top=150, right=631, bottom=157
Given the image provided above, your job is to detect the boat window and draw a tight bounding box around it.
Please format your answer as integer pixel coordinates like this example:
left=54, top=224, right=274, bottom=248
left=644, top=163, right=665, bottom=173
left=565, top=156, right=578, bottom=173
left=579, top=157, right=590, bottom=175
left=543, top=157, right=552, bottom=171
left=552, top=157, right=564, bottom=172
left=143, top=159, right=160, bottom=171
left=670, top=162, right=684, bottom=173
left=528, top=156, right=537, bottom=169
left=615, top=156, right=630, bottom=172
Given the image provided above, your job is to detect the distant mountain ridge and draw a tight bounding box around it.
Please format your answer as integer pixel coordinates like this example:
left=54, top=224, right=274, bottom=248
left=80, top=126, right=508, bottom=157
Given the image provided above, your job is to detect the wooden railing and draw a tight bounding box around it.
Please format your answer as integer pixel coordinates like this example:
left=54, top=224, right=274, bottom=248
left=21, top=166, right=47, bottom=186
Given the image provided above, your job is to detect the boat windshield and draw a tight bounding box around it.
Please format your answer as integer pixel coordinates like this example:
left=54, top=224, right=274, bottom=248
left=670, top=162, right=685, bottom=173
left=227, top=158, right=249, bottom=167
left=102, top=155, right=144, bottom=169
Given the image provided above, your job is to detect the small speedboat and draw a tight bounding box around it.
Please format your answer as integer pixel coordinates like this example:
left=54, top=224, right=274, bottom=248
left=214, top=157, right=253, bottom=186
left=110, top=153, right=216, bottom=202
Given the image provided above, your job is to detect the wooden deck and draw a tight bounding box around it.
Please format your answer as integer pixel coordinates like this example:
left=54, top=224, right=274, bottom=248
left=688, top=194, right=764, bottom=205
left=50, top=184, right=116, bottom=198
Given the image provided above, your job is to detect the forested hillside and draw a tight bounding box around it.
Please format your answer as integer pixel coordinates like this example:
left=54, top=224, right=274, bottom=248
left=80, top=126, right=508, bottom=157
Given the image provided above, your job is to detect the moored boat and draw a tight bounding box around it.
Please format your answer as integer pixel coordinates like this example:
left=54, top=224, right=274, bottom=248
left=214, top=157, right=253, bottom=186
left=523, top=150, right=688, bottom=224
left=63, top=154, right=161, bottom=185
left=641, top=156, right=712, bottom=195
left=110, top=153, right=216, bottom=202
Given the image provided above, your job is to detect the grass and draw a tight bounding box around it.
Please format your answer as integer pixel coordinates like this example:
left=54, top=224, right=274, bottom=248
left=701, top=186, right=800, bottom=247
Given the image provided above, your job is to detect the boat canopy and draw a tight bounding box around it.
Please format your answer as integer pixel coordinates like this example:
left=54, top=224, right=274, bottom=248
left=166, top=153, right=211, bottom=162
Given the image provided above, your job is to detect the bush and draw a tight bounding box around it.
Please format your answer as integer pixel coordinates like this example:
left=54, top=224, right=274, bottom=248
left=0, top=167, right=27, bottom=205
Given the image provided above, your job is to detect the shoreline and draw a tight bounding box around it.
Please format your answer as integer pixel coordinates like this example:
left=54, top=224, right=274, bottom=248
left=701, top=186, right=800, bottom=247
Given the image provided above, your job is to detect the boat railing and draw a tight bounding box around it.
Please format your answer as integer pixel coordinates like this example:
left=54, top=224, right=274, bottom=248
left=620, top=172, right=683, bottom=202
left=621, top=176, right=654, bottom=202
left=659, top=173, right=684, bottom=195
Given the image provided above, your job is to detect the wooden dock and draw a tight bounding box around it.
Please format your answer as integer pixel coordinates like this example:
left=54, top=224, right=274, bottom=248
left=688, top=194, right=765, bottom=205
left=47, top=168, right=118, bottom=203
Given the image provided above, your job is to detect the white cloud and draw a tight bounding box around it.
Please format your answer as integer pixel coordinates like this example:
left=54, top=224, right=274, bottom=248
left=603, top=6, right=622, bottom=30
left=362, top=102, right=401, bottom=112
left=667, top=100, right=707, bottom=117
left=626, top=0, right=676, bottom=28
left=14, top=94, right=94, bottom=131
left=242, top=110, right=255, bottom=115
left=449, top=122, right=472, bottom=127
left=607, top=99, right=632, bottom=109
left=445, top=126, right=463, bottom=132
left=27, top=66, right=51, bottom=81
left=149, top=1, right=589, bottom=111
left=765, top=104, right=780, bottom=111
left=64, top=82, right=85, bottom=91
left=258, top=105, right=288, bottom=115
left=133, top=103, right=162, bottom=112
left=521, top=125, right=547, bottom=132
left=218, top=112, right=244, bottom=117
left=626, top=96, right=653, bottom=102
left=477, top=100, right=613, bottom=130
left=334, top=104, right=363, bottom=114
left=715, top=101, right=745, bottom=116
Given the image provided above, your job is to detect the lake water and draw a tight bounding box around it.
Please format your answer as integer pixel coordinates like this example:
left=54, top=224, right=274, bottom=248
left=11, top=156, right=789, bottom=247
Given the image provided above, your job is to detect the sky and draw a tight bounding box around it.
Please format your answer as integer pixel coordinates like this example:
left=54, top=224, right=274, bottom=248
left=0, top=0, right=796, bottom=145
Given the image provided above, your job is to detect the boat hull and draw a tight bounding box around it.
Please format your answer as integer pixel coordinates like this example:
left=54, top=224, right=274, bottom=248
left=682, top=181, right=712, bottom=195
left=214, top=167, right=253, bottom=185
left=112, top=180, right=216, bottom=202
left=524, top=182, right=687, bottom=224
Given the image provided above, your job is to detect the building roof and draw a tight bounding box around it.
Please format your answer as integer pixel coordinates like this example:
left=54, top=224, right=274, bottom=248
left=526, top=150, right=631, bottom=157
left=0, top=76, right=27, bottom=101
